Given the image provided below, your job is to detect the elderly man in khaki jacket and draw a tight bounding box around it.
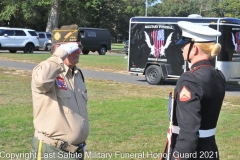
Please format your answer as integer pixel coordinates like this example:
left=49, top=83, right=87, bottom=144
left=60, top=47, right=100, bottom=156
left=31, top=43, right=88, bottom=160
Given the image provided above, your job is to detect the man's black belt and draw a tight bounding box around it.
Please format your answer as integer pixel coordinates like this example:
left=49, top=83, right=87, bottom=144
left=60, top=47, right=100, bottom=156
left=34, top=130, right=85, bottom=153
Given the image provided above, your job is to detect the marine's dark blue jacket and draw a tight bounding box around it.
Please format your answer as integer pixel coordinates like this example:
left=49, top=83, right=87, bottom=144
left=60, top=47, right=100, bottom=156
left=170, top=59, right=226, bottom=160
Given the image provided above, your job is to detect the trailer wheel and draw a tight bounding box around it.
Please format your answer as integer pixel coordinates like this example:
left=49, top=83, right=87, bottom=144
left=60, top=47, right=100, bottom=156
left=145, top=65, right=162, bottom=85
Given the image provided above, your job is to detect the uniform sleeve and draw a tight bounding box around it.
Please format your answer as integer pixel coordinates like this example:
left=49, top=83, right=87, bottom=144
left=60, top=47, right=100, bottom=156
left=31, top=48, right=68, bottom=93
left=172, top=73, right=203, bottom=159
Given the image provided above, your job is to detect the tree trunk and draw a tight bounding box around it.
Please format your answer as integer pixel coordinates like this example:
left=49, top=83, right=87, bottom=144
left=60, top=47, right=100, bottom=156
left=46, top=0, right=60, bottom=32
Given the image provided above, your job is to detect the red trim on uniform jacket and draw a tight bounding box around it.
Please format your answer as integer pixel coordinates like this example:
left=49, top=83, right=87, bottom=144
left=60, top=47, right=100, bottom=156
left=191, top=64, right=212, bottom=73
left=173, top=152, right=181, bottom=160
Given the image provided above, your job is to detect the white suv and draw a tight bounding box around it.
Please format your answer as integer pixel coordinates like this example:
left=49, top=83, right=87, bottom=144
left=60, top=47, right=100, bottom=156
left=0, top=27, right=39, bottom=53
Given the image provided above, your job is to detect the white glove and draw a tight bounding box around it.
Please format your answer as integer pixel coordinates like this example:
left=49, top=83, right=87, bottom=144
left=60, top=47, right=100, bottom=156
left=58, top=43, right=79, bottom=55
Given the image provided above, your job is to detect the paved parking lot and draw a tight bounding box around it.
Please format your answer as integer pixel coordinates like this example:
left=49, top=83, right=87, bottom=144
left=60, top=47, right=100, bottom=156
left=0, top=59, right=240, bottom=96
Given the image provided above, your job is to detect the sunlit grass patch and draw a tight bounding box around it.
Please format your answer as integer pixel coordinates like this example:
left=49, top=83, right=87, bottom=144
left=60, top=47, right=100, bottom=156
left=0, top=67, right=239, bottom=160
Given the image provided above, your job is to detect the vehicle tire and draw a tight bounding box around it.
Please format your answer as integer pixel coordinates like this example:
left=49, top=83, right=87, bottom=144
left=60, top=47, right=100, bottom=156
left=45, top=44, right=51, bottom=51
left=98, top=46, right=106, bottom=55
left=9, top=50, right=17, bottom=53
left=24, top=44, right=34, bottom=53
left=82, top=50, right=89, bottom=55
left=145, top=65, right=162, bottom=85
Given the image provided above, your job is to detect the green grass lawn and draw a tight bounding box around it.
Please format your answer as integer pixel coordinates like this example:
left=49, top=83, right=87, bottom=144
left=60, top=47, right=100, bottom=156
left=0, top=67, right=239, bottom=160
left=0, top=43, right=127, bottom=73
left=0, top=42, right=125, bottom=70
left=0, top=52, right=128, bottom=73
left=111, top=43, right=125, bottom=50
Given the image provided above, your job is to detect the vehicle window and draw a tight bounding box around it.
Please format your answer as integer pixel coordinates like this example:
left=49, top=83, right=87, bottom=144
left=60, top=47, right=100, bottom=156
left=80, top=31, right=85, bottom=38
left=2, top=30, right=14, bottom=36
left=87, top=31, right=96, bottom=37
left=28, top=31, right=38, bottom=36
left=0, top=29, right=5, bottom=36
left=46, top=33, right=51, bottom=38
left=15, top=30, right=26, bottom=36
left=38, top=33, right=45, bottom=38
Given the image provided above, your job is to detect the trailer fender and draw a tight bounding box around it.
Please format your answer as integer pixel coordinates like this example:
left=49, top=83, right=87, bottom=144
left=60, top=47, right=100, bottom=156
left=144, top=63, right=168, bottom=79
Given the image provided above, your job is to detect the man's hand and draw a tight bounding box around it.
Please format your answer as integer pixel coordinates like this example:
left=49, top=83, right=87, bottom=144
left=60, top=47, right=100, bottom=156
left=58, top=43, right=79, bottom=55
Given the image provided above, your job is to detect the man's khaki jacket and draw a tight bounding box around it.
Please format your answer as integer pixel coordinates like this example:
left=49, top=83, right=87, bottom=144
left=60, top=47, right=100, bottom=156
left=31, top=48, right=89, bottom=145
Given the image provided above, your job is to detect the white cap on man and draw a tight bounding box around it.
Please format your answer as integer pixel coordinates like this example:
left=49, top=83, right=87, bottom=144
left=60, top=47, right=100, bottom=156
left=176, top=21, right=222, bottom=45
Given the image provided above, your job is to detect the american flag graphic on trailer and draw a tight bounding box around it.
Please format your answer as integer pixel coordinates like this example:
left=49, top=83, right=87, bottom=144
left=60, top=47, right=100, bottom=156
left=236, top=32, right=240, bottom=52
left=151, top=29, right=164, bottom=58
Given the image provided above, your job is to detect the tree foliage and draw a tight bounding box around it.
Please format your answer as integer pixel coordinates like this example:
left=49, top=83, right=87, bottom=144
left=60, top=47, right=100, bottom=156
left=1, top=0, right=240, bottom=39
left=0, top=0, right=53, bottom=30
left=219, top=0, right=240, bottom=18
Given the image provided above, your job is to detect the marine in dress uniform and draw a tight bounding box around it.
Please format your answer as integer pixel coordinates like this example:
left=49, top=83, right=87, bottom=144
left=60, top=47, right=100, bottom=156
left=31, top=43, right=88, bottom=160
left=162, top=22, right=226, bottom=160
